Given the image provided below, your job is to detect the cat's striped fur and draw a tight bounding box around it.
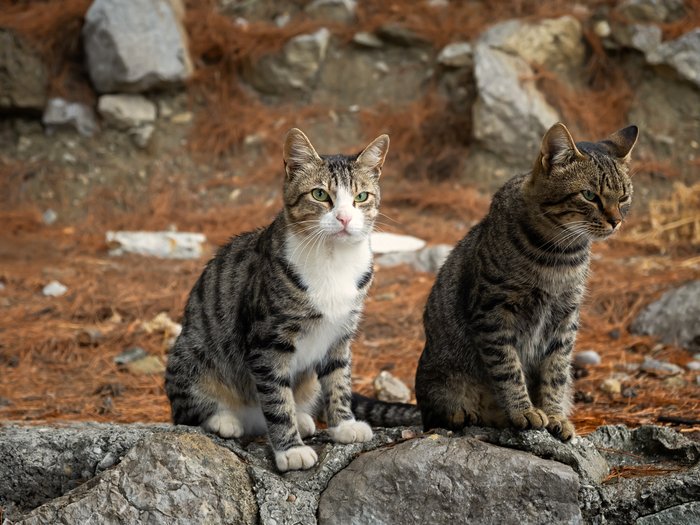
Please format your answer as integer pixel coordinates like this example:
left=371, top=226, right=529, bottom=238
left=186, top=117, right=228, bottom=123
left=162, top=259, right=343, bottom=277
left=416, top=123, right=639, bottom=441
left=165, top=128, right=389, bottom=471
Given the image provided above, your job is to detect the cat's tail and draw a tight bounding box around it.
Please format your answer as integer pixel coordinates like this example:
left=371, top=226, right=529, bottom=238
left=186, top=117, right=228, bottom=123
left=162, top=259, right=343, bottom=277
left=351, top=393, right=422, bottom=427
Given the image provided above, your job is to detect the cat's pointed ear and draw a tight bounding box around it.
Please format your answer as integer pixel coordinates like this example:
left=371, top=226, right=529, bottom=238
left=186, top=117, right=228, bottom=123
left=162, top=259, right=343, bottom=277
left=602, top=125, right=639, bottom=162
left=283, top=128, right=321, bottom=179
left=356, top=134, right=390, bottom=176
left=538, top=122, right=583, bottom=175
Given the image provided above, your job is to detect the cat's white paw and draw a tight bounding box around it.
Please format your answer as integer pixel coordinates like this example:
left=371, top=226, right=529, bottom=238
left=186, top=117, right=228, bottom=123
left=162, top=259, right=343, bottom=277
left=329, top=420, right=373, bottom=444
left=202, top=411, right=244, bottom=439
left=297, top=412, right=316, bottom=438
left=275, top=445, right=318, bottom=472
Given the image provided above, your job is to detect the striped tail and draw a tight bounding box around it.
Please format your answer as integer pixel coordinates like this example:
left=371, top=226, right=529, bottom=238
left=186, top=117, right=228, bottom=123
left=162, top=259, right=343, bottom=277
left=351, top=393, right=422, bottom=427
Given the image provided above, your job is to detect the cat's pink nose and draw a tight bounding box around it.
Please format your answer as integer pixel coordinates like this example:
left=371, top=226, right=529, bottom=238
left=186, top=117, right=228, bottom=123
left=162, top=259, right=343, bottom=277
left=336, top=214, right=352, bottom=227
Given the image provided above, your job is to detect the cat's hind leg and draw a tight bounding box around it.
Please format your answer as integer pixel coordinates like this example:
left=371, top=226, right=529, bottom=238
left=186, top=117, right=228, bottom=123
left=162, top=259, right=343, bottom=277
left=202, top=408, right=244, bottom=438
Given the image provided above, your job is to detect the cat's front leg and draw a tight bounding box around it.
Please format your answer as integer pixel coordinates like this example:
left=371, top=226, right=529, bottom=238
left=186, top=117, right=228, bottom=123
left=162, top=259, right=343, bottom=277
left=249, top=354, right=317, bottom=472
left=316, top=340, right=373, bottom=444
left=478, top=337, right=548, bottom=430
left=538, top=329, right=577, bottom=442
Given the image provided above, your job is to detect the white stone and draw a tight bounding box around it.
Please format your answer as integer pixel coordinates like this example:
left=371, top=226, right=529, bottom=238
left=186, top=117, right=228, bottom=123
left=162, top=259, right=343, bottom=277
left=43, top=98, right=98, bottom=137
left=83, top=0, right=193, bottom=93
left=106, top=231, right=206, bottom=259
left=42, top=209, right=57, bottom=225
left=376, top=244, right=452, bottom=273
left=352, top=31, right=383, bottom=48
left=370, top=232, right=426, bottom=254
left=42, top=280, right=67, bottom=297
left=98, top=94, right=156, bottom=130
left=686, top=361, right=700, bottom=371
left=374, top=371, right=411, bottom=403
left=647, top=29, right=700, bottom=89
left=438, top=42, right=473, bottom=67
left=573, top=350, right=602, bottom=366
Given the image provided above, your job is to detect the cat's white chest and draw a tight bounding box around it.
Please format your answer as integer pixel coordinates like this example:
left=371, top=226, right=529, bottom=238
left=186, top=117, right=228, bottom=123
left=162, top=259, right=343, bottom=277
left=285, top=234, right=371, bottom=373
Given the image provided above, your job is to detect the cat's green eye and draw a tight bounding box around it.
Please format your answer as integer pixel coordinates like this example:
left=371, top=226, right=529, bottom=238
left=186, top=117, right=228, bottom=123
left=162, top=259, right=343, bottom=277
left=354, top=191, right=369, bottom=203
left=311, top=188, right=330, bottom=202
left=581, top=190, right=597, bottom=202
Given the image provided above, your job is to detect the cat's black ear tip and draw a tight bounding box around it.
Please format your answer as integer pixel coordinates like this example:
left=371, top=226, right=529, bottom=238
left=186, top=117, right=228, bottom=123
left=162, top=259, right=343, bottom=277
left=622, top=124, right=639, bottom=139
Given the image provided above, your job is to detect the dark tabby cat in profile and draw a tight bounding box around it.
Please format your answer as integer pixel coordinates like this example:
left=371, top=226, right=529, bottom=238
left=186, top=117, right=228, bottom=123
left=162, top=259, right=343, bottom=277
left=165, top=128, right=390, bottom=471
left=416, top=123, right=638, bottom=441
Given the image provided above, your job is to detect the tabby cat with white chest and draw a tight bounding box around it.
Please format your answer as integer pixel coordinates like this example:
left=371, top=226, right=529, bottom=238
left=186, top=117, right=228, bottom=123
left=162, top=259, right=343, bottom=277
left=416, top=123, right=638, bottom=441
left=165, top=128, right=389, bottom=471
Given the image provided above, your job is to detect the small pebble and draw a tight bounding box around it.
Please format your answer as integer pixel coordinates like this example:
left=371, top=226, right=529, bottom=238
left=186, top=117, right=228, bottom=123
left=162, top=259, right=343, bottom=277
left=374, top=370, right=411, bottom=403
left=42, top=280, right=67, bottom=297
left=608, top=328, right=621, bottom=340
left=126, top=355, right=165, bottom=375
left=686, top=361, right=700, bottom=371
left=573, top=350, right=602, bottom=366
left=42, top=209, right=58, bottom=225
left=640, top=357, right=684, bottom=376
left=600, top=378, right=621, bottom=395
left=663, top=376, right=686, bottom=388
left=114, top=347, right=148, bottom=365
left=621, top=387, right=637, bottom=398
left=76, top=328, right=102, bottom=347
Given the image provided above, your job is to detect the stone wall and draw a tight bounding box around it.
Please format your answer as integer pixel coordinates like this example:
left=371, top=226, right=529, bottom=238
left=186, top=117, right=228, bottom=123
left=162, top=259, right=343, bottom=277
left=2, top=423, right=699, bottom=524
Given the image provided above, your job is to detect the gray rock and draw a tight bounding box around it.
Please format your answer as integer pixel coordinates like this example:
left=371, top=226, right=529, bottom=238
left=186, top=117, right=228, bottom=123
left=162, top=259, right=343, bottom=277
left=243, top=28, right=330, bottom=96
left=477, top=427, right=610, bottom=485
left=98, top=94, right=157, bottom=130
left=376, top=23, right=430, bottom=47
left=352, top=31, right=383, bottom=48
left=0, top=423, right=172, bottom=514
left=437, top=41, right=473, bottom=68
left=318, top=435, right=582, bottom=524
left=376, top=244, right=453, bottom=273
left=637, top=501, right=700, bottom=524
left=313, top=42, right=430, bottom=107
left=41, top=280, right=67, bottom=297
left=41, top=209, right=57, bottom=226
left=15, top=433, right=257, bottom=525
left=0, top=30, right=48, bottom=112
left=373, top=371, right=411, bottom=403
left=614, top=23, right=663, bottom=54
left=130, top=123, right=155, bottom=149
left=585, top=426, right=700, bottom=523
left=617, top=0, right=685, bottom=23
left=42, top=98, right=98, bottom=137
left=631, top=281, right=700, bottom=350
left=83, top=0, right=193, bottom=93
left=647, top=29, right=700, bottom=89
left=574, top=349, right=602, bottom=366
left=114, top=347, right=148, bottom=365
left=640, top=357, right=684, bottom=376
left=472, top=18, right=570, bottom=164
left=306, top=0, right=356, bottom=23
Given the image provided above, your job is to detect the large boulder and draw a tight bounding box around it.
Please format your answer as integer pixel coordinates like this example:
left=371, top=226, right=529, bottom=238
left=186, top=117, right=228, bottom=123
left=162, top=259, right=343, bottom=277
left=14, top=432, right=257, bottom=525
left=646, top=29, right=700, bottom=90
left=242, top=28, right=331, bottom=98
left=318, top=435, right=583, bottom=525
left=471, top=17, right=585, bottom=169
left=82, top=0, right=193, bottom=93
left=630, top=280, right=700, bottom=351
left=0, top=29, right=48, bottom=112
